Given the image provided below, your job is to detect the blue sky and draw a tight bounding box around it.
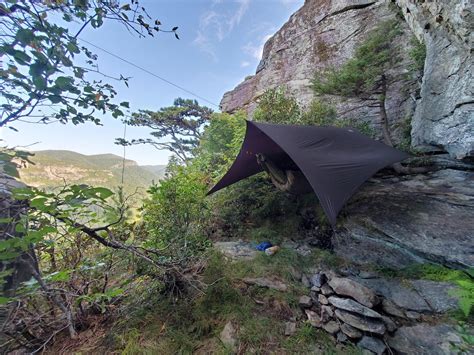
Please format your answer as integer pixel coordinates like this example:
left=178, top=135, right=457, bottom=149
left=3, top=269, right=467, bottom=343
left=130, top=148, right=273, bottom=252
left=1, top=0, right=303, bottom=165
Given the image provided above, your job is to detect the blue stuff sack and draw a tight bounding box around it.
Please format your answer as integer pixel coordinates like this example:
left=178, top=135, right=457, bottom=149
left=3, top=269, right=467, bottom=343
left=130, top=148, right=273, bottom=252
left=256, top=241, right=272, bottom=251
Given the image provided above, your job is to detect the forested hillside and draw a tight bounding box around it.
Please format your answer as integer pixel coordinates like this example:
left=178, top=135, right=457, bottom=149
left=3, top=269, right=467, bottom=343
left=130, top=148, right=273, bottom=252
left=19, top=150, right=165, bottom=195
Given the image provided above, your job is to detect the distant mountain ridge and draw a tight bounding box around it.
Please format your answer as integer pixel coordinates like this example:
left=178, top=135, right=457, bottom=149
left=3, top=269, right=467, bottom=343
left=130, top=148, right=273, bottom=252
left=19, top=150, right=166, bottom=195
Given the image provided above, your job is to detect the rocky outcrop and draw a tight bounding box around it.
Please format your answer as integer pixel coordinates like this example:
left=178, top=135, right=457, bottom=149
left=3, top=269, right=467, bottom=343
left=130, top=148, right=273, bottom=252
left=221, top=0, right=419, bottom=144
left=396, top=0, right=473, bottom=159
left=333, top=169, right=474, bottom=270
left=300, top=271, right=470, bottom=353
left=221, top=0, right=473, bottom=159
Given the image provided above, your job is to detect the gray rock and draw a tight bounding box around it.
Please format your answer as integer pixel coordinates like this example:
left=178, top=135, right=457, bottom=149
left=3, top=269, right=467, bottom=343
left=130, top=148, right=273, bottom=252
left=405, top=311, right=421, bottom=320
left=411, top=280, right=459, bottom=313
left=358, top=271, right=378, bottom=279
left=322, top=321, right=340, bottom=335
left=341, top=323, right=363, bottom=339
left=382, top=299, right=406, bottom=319
left=284, top=322, right=296, bottom=336
left=214, top=241, right=257, bottom=260
left=320, top=284, right=334, bottom=296
left=337, top=331, right=348, bottom=343
left=305, top=309, right=321, bottom=328
left=320, top=305, right=334, bottom=323
left=328, top=277, right=379, bottom=308
left=301, top=274, right=311, bottom=288
left=381, top=315, right=397, bottom=333
left=396, top=0, right=474, bottom=159
left=388, top=324, right=464, bottom=355
left=299, top=295, right=312, bottom=308
left=220, top=321, right=238, bottom=351
left=335, top=310, right=386, bottom=334
left=358, top=336, right=386, bottom=355
left=353, top=278, right=431, bottom=312
left=310, top=272, right=327, bottom=288
left=328, top=296, right=383, bottom=319
left=318, top=294, right=329, bottom=305
left=333, top=170, right=474, bottom=270
left=243, top=277, right=288, bottom=292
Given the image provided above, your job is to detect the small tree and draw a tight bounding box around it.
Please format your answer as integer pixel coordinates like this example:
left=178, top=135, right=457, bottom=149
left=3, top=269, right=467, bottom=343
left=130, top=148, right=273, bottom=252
left=313, top=20, right=400, bottom=146
left=312, top=20, right=427, bottom=173
left=121, top=98, right=213, bottom=164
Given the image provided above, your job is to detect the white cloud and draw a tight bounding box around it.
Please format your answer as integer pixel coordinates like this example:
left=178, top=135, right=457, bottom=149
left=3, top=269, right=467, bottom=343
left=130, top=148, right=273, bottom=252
left=240, top=61, right=251, bottom=67
left=242, top=33, right=273, bottom=61
left=193, top=30, right=218, bottom=62
left=193, top=0, right=251, bottom=60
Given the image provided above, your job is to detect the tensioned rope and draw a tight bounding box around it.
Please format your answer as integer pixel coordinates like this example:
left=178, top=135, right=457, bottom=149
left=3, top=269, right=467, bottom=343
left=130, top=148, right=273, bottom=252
left=78, top=38, right=220, bottom=108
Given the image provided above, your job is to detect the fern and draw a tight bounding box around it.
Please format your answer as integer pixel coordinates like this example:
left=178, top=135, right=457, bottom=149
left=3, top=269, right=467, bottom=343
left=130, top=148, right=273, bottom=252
left=453, top=280, right=474, bottom=317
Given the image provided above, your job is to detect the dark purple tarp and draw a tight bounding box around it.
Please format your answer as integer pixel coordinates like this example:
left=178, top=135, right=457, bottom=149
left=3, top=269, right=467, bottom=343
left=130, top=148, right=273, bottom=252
left=208, top=120, right=409, bottom=225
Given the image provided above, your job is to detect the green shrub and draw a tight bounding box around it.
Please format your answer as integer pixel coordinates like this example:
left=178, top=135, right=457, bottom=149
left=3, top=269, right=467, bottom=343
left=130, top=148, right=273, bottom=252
left=141, top=163, right=210, bottom=266
left=253, top=87, right=301, bottom=124
left=409, top=36, right=426, bottom=73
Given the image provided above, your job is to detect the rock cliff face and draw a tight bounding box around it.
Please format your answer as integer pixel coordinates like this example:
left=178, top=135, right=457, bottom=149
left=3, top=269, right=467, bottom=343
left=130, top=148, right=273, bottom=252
left=220, top=0, right=473, bottom=159
left=395, top=0, right=473, bottom=159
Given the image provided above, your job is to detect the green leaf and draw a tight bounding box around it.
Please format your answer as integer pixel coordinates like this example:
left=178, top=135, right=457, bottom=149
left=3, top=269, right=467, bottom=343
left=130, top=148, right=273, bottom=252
left=33, top=75, right=47, bottom=90
left=0, top=251, right=20, bottom=261
left=120, top=101, right=130, bottom=108
left=0, top=296, right=11, bottom=305
left=3, top=162, right=19, bottom=178
left=13, top=50, right=31, bottom=64
left=67, top=41, right=80, bottom=54
left=55, top=76, right=74, bottom=89
left=16, top=29, right=35, bottom=44
left=0, top=218, right=13, bottom=224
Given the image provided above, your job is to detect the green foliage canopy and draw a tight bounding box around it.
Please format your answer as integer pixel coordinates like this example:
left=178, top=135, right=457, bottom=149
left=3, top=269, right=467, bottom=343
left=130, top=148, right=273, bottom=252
left=0, top=0, right=177, bottom=128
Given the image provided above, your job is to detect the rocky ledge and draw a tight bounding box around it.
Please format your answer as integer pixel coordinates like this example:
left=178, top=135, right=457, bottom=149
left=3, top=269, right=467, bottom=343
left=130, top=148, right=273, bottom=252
left=334, top=169, right=474, bottom=271
left=298, top=270, right=466, bottom=354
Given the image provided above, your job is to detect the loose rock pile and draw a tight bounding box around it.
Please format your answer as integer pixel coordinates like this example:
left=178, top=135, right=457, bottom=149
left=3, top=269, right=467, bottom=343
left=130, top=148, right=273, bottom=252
left=297, top=271, right=461, bottom=354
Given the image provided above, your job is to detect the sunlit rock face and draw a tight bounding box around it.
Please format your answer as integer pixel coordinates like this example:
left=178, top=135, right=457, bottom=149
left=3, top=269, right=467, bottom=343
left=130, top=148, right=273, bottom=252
left=221, top=0, right=473, bottom=159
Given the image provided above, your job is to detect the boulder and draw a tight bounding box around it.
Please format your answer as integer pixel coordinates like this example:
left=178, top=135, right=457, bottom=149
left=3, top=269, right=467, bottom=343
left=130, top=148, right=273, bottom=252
left=382, top=299, right=406, bottom=319
left=320, top=284, right=334, bottom=296
left=305, top=309, right=321, bottom=328
left=299, top=295, right=312, bottom=308
left=220, top=321, right=238, bottom=351
left=340, top=323, right=363, bottom=339
left=335, top=310, right=386, bottom=334
left=320, top=305, right=334, bottom=323
left=410, top=280, right=459, bottom=313
left=322, top=321, right=340, bottom=335
left=334, top=170, right=474, bottom=270
left=388, top=324, right=464, bottom=355
left=214, top=241, right=258, bottom=260
left=381, top=315, right=397, bottom=333
left=243, top=277, right=288, bottom=292
left=328, top=277, right=379, bottom=308
left=358, top=336, right=386, bottom=355
left=284, top=322, right=297, bottom=336
left=310, top=272, right=327, bottom=288
left=318, top=294, right=329, bottom=305
left=328, top=296, right=383, bottom=319
left=352, top=278, right=431, bottom=312
left=336, top=331, right=348, bottom=343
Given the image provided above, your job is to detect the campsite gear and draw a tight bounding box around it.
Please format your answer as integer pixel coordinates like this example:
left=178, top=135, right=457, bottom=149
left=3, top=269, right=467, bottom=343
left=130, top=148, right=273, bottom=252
left=256, top=241, right=273, bottom=251
left=207, top=120, right=409, bottom=225
left=265, top=246, right=280, bottom=256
